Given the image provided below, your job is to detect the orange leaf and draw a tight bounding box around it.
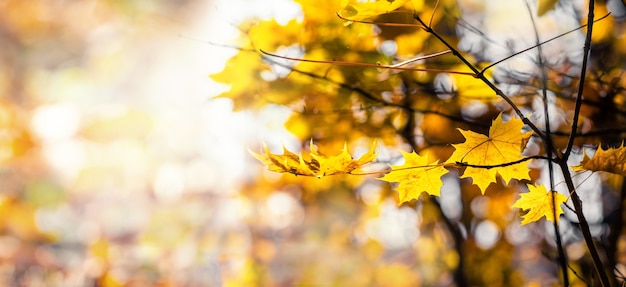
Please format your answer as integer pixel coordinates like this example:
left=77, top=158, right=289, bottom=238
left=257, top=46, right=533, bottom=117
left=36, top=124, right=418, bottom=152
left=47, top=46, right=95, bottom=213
left=573, top=144, right=626, bottom=176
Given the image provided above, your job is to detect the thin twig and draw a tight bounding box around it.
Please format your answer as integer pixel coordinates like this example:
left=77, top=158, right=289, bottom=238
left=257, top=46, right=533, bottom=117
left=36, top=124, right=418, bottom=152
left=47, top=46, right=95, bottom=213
left=454, top=155, right=549, bottom=169
left=560, top=1, right=612, bottom=284
left=480, top=13, right=611, bottom=74
left=524, top=1, right=569, bottom=284
left=259, top=49, right=473, bottom=75
left=429, top=0, right=440, bottom=28
left=411, top=13, right=551, bottom=151
left=387, top=50, right=451, bottom=68
left=258, top=52, right=490, bottom=128
left=564, top=3, right=596, bottom=160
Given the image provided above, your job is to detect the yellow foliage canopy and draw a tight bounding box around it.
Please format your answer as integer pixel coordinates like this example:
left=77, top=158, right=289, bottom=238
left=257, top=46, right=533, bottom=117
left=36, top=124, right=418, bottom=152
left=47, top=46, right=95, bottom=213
left=446, top=113, right=532, bottom=193
left=512, top=184, right=567, bottom=225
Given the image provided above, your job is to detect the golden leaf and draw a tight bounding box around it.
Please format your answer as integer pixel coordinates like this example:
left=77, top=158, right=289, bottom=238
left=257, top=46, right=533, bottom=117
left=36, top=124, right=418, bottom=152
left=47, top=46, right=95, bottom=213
left=311, top=140, right=377, bottom=176
left=512, top=184, right=567, bottom=225
left=249, top=143, right=316, bottom=176
left=379, top=151, right=448, bottom=203
left=249, top=140, right=377, bottom=177
left=446, top=113, right=532, bottom=193
left=574, top=144, right=626, bottom=176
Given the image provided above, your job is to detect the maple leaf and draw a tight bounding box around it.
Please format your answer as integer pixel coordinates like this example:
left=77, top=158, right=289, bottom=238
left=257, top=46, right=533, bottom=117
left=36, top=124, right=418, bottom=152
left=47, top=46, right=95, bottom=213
left=512, top=184, right=567, bottom=225
left=446, top=113, right=532, bottom=193
left=311, top=140, right=377, bottom=176
left=249, top=143, right=316, bottom=176
left=379, top=151, right=448, bottom=203
left=573, top=144, right=626, bottom=176
left=338, top=0, right=413, bottom=21
left=249, top=141, right=377, bottom=177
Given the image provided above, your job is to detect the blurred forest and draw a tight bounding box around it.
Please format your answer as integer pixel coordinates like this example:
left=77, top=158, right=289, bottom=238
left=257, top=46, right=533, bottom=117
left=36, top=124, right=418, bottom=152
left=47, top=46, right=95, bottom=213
left=0, top=0, right=280, bottom=286
left=2, top=0, right=626, bottom=286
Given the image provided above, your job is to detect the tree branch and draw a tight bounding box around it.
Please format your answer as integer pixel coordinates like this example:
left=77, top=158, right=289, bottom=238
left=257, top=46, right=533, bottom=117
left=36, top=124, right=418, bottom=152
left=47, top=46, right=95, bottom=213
left=411, top=13, right=551, bottom=150
left=524, top=1, right=569, bottom=283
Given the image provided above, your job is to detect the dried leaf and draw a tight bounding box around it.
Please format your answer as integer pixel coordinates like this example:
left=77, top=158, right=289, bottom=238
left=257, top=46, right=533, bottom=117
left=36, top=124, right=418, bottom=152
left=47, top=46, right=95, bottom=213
left=250, top=140, right=377, bottom=177
left=573, top=144, right=626, bottom=176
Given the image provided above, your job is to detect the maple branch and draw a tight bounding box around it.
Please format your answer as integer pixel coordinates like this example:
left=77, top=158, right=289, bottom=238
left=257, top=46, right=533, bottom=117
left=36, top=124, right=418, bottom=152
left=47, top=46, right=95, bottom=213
left=559, top=1, right=612, bottom=286
left=387, top=50, right=451, bottom=68
left=524, top=2, right=569, bottom=284
left=550, top=127, right=626, bottom=138
left=399, top=77, right=419, bottom=149
left=563, top=3, right=596, bottom=161
left=259, top=49, right=474, bottom=75
left=411, top=13, right=550, bottom=148
left=559, top=161, right=612, bottom=287
left=258, top=51, right=492, bottom=129
left=453, top=155, right=548, bottom=169
left=428, top=0, right=440, bottom=28
left=480, top=12, right=611, bottom=74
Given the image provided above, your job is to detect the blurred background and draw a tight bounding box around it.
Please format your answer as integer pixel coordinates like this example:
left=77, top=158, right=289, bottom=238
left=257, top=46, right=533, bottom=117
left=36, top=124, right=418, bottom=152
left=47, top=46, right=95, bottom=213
left=0, top=0, right=304, bottom=285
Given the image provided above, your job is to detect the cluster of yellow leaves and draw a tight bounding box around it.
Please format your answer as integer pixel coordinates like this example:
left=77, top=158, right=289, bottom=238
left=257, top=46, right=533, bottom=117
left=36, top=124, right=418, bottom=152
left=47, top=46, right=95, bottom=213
left=250, top=114, right=561, bottom=224
left=249, top=141, right=377, bottom=178
left=251, top=112, right=626, bottom=226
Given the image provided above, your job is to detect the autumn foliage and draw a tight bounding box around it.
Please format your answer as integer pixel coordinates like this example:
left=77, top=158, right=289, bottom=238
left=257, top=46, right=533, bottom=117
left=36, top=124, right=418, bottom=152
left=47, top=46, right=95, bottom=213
left=213, top=0, right=626, bottom=286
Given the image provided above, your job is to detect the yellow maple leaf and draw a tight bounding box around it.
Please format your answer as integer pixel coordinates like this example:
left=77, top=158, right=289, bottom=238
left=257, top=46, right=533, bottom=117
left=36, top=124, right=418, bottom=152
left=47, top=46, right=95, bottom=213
left=249, top=141, right=377, bottom=177
left=311, top=140, right=377, bottom=176
left=512, top=184, right=567, bottom=225
left=338, top=0, right=414, bottom=21
left=379, top=151, right=448, bottom=203
left=446, top=113, right=532, bottom=193
left=573, top=144, right=626, bottom=176
left=249, top=143, right=316, bottom=176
